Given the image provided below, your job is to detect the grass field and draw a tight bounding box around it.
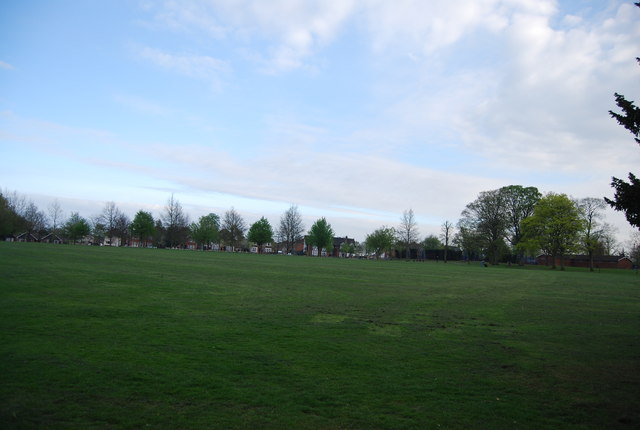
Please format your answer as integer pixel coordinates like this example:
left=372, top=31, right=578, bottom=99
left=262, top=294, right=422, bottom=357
left=0, top=243, right=639, bottom=429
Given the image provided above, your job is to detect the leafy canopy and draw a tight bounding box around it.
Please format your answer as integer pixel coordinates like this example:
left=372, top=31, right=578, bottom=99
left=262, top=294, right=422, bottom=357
left=521, top=193, right=584, bottom=269
left=308, top=217, right=334, bottom=256
left=247, top=217, right=274, bottom=251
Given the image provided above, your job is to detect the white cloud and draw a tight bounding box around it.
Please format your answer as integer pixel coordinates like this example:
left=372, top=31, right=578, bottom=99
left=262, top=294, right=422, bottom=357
left=146, top=0, right=356, bottom=73
left=0, top=60, right=14, bottom=70
left=460, top=1, right=640, bottom=174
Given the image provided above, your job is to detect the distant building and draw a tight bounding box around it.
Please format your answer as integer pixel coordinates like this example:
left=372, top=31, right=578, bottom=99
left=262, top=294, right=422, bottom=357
left=536, top=254, right=633, bottom=270
left=15, top=232, right=38, bottom=243
left=41, top=233, right=64, bottom=244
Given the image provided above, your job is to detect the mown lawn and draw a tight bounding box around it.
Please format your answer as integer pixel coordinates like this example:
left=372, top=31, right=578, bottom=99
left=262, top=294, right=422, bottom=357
left=0, top=243, right=638, bottom=429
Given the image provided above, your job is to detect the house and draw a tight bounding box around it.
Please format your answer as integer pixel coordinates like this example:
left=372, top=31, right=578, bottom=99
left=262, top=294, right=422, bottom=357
left=301, top=236, right=356, bottom=257
left=333, top=236, right=356, bottom=257
left=536, top=254, right=633, bottom=270
left=128, top=238, right=150, bottom=248
left=41, top=233, right=64, bottom=244
left=103, top=236, right=122, bottom=247
left=16, top=232, right=38, bottom=242
left=250, top=242, right=274, bottom=254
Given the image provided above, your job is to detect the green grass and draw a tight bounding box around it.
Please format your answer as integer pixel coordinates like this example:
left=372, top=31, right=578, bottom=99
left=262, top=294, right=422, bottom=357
left=1, top=243, right=639, bottom=429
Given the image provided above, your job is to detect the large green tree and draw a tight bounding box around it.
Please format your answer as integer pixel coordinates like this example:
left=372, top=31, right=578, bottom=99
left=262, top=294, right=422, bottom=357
left=130, top=210, right=155, bottom=248
left=365, top=226, right=396, bottom=259
left=307, top=217, right=334, bottom=257
left=64, top=212, right=91, bottom=244
left=247, top=217, right=274, bottom=254
left=605, top=11, right=640, bottom=230
left=422, top=235, right=442, bottom=250
left=190, top=213, right=220, bottom=250
left=521, top=193, right=584, bottom=270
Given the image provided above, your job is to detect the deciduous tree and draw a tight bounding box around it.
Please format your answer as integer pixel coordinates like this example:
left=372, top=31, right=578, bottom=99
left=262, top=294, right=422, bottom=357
left=0, top=192, right=21, bottom=238
left=99, top=201, right=124, bottom=244
left=162, top=194, right=189, bottom=248
left=460, top=189, right=507, bottom=265
left=48, top=199, right=64, bottom=236
left=422, top=235, right=442, bottom=250
left=440, top=220, right=454, bottom=263
left=248, top=217, right=274, bottom=253
left=130, top=210, right=155, bottom=248
left=278, top=204, right=304, bottom=254
left=577, top=197, right=607, bottom=271
left=308, top=217, right=334, bottom=257
left=113, top=212, right=130, bottom=246
left=365, top=226, right=396, bottom=259
left=65, top=212, right=90, bottom=244
left=500, top=185, right=541, bottom=253
left=22, top=202, right=46, bottom=239
left=221, top=207, right=246, bottom=251
left=521, top=193, right=584, bottom=270
left=398, top=209, right=419, bottom=259
left=190, top=213, right=220, bottom=250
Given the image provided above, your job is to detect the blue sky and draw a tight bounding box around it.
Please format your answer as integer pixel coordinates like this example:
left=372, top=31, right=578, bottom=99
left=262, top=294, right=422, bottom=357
left=1, top=0, right=639, bottom=243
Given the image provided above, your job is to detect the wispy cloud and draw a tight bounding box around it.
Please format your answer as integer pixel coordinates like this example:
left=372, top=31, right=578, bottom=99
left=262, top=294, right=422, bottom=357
left=0, top=60, right=15, bottom=70
left=112, top=93, right=173, bottom=116
left=146, top=0, right=355, bottom=74
left=135, top=46, right=229, bottom=90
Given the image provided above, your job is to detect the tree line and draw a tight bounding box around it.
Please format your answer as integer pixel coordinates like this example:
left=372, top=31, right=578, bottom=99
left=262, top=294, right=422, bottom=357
left=0, top=192, right=324, bottom=255
left=2, top=185, right=638, bottom=269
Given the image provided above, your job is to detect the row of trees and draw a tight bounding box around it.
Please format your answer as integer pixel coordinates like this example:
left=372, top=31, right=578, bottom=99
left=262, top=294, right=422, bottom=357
left=0, top=191, right=325, bottom=254
left=364, top=187, right=629, bottom=270
left=0, top=186, right=635, bottom=268
left=455, top=186, right=622, bottom=270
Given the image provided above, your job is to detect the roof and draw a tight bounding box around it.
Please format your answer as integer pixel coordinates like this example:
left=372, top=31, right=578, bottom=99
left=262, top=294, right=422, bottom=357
left=537, top=254, right=631, bottom=263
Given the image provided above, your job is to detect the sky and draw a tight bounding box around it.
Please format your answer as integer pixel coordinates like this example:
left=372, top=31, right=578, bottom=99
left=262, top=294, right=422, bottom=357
left=1, top=0, right=639, bottom=244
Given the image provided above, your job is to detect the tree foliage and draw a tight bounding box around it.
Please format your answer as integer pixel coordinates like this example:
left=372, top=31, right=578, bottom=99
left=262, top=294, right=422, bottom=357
left=365, top=226, right=396, bottom=259
left=521, top=193, right=584, bottom=270
left=453, top=223, right=483, bottom=261
left=0, top=192, right=22, bottom=238
left=65, top=212, right=90, bottom=244
left=307, top=217, right=334, bottom=256
left=278, top=205, right=304, bottom=254
left=190, top=213, right=220, bottom=250
left=130, top=210, right=155, bottom=247
left=605, top=21, right=640, bottom=230
left=248, top=217, right=273, bottom=253
left=422, top=235, right=442, bottom=250
left=500, top=185, right=541, bottom=247
left=606, top=173, right=640, bottom=229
